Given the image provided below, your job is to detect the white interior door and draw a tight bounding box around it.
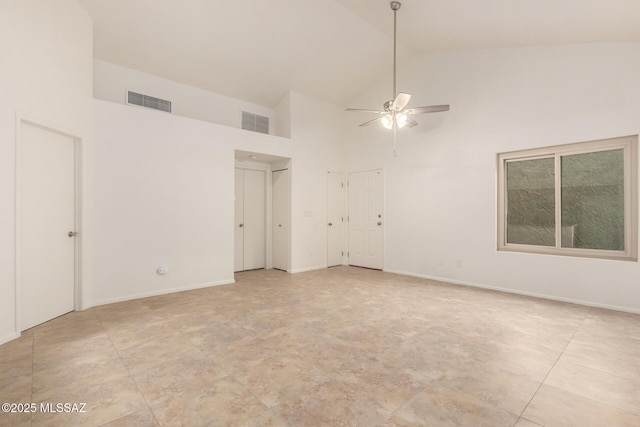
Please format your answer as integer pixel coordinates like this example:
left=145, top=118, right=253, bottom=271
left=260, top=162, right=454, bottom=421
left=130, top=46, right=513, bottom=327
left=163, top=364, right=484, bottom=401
left=327, top=172, right=346, bottom=267
left=20, top=123, right=76, bottom=330
left=348, top=169, right=383, bottom=270
left=243, top=169, right=265, bottom=270
left=272, top=169, right=290, bottom=271
left=234, top=168, right=244, bottom=272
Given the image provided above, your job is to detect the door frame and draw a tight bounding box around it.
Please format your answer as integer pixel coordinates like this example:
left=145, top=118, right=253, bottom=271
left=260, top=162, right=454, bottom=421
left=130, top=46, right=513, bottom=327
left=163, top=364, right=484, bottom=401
left=327, top=171, right=346, bottom=267
left=346, top=168, right=385, bottom=270
left=234, top=162, right=271, bottom=270
left=272, top=167, right=292, bottom=272
left=15, top=116, right=84, bottom=333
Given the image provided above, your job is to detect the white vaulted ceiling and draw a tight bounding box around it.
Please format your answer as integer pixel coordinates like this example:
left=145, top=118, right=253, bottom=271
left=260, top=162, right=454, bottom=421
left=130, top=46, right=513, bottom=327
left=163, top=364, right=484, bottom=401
left=79, top=0, right=640, bottom=108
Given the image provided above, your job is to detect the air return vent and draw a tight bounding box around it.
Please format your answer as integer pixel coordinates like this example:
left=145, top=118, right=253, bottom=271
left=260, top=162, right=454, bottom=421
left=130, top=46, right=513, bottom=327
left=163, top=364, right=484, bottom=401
left=127, top=91, right=172, bottom=113
left=241, top=111, right=269, bottom=134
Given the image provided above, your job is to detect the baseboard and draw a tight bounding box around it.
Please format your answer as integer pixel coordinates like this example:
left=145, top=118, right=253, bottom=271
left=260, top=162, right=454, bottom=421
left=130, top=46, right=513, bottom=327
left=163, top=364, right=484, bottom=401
left=290, top=265, right=327, bottom=274
left=0, top=332, right=21, bottom=346
left=383, top=268, right=640, bottom=315
left=92, top=279, right=235, bottom=307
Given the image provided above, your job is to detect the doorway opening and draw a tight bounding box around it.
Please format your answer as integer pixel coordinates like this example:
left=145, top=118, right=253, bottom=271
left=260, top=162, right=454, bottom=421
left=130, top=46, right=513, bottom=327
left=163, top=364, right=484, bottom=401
left=347, top=169, right=384, bottom=270
left=234, top=150, right=291, bottom=273
left=16, top=118, right=83, bottom=331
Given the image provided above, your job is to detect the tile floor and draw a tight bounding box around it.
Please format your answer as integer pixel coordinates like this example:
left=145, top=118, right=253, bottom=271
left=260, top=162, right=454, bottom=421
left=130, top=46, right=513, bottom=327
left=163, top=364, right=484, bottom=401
left=1, top=266, right=639, bottom=426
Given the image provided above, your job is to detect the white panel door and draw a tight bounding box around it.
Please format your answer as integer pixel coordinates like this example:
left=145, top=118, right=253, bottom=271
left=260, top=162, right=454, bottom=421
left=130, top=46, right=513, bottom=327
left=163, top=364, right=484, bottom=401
left=348, top=170, right=383, bottom=269
left=327, top=172, right=346, bottom=267
left=20, top=123, right=76, bottom=330
left=272, top=169, right=290, bottom=271
left=234, top=168, right=244, bottom=272
left=243, top=169, right=265, bottom=270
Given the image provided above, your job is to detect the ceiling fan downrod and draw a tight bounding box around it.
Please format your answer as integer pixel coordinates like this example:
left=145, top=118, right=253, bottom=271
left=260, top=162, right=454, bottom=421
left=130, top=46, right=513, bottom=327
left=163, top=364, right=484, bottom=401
left=391, top=1, right=401, bottom=101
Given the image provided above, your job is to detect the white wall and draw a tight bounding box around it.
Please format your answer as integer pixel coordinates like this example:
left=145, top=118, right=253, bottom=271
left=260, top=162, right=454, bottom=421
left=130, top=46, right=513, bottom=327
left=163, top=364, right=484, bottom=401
left=289, top=92, right=349, bottom=272
left=92, top=101, right=236, bottom=304
left=94, top=60, right=280, bottom=136
left=92, top=91, right=346, bottom=304
left=346, top=42, right=640, bottom=312
left=0, top=0, right=94, bottom=344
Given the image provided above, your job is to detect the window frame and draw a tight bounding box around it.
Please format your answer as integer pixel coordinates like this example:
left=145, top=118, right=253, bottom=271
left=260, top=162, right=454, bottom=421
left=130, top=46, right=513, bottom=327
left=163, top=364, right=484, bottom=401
left=497, top=135, right=638, bottom=261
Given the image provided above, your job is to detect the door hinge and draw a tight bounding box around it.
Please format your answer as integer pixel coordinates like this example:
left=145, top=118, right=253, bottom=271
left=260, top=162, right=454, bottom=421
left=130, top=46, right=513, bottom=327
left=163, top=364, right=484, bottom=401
left=341, top=182, right=344, bottom=188
left=341, top=251, right=344, bottom=256
left=347, top=252, right=350, bottom=257
left=341, top=217, right=344, bottom=222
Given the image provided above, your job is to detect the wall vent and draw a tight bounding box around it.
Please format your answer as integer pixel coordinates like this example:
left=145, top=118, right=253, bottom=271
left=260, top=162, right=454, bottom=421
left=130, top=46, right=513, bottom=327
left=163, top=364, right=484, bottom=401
left=242, top=111, right=269, bottom=134
left=127, top=91, right=172, bottom=113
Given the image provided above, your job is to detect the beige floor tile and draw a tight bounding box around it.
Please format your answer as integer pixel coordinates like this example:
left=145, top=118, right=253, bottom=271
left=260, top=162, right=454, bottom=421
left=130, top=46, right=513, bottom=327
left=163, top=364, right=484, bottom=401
left=274, top=380, right=392, bottom=426
left=100, top=408, right=159, bottom=426
left=118, top=336, right=201, bottom=374
left=243, top=408, right=289, bottom=427
left=581, top=308, right=640, bottom=340
left=31, top=376, right=147, bottom=427
left=0, top=335, right=33, bottom=381
left=561, top=339, right=640, bottom=382
left=0, top=375, right=32, bottom=426
left=379, top=386, right=518, bottom=427
left=30, top=310, right=102, bottom=338
left=513, top=418, right=542, bottom=427
left=2, top=267, right=639, bottom=426
left=545, top=359, right=640, bottom=415
left=233, top=354, right=328, bottom=408
left=106, top=320, right=180, bottom=351
left=133, top=350, right=230, bottom=407
left=150, top=376, right=268, bottom=426
left=429, top=357, right=542, bottom=415
left=33, top=351, right=130, bottom=398
left=33, top=333, right=117, bottom=371
left=561, top=329, right=640, bottom=382
left=523, top=384, right=640, bottom=427
left=337, top=356, right=428, bottom=405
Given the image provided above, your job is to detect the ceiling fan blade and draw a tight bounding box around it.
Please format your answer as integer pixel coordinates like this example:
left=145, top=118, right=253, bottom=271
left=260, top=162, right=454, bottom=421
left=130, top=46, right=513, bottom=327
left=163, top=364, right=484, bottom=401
left=392, top=92, right=411, bottom=110
left=346, top=108, right=386, bottom=114
left=359, top=117, right=383, bottom=127
left=405, top=116, right=418, bottom=128
left=404, top=105, right=450, bottom=115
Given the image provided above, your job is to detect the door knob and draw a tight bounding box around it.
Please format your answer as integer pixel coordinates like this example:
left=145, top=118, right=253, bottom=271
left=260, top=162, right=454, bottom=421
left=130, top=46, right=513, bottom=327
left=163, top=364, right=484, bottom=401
left=68, top=231, right=77, bottom=237
left=328, top=222, right=333, bottom=226
left=377, top=222, right=382, bottom=226
left=239, top=224, right=243, bottom=228
left=279, top=224, right=282, bottom=227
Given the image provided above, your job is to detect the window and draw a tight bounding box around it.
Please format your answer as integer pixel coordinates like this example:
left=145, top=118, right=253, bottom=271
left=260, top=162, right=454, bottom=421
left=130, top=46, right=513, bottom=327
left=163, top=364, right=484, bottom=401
left=497, top=136, right=638, bottom=260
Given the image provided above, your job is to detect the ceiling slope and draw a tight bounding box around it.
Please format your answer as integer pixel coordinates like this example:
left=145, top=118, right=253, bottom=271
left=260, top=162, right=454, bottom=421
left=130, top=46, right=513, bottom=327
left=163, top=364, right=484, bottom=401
left=79, top=0, right=640, bottom=108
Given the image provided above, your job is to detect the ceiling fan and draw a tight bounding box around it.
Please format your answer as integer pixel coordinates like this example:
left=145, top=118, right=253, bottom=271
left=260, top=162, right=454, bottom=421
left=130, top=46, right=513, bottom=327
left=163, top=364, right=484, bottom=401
left=346, top=1, right=449, bottom=155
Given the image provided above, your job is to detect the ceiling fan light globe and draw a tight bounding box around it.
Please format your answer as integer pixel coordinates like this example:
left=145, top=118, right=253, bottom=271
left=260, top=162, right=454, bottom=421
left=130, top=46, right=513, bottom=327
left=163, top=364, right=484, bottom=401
left=381, top=114, right=393, bottom=129
left=396, top=112, right=408, bottom=128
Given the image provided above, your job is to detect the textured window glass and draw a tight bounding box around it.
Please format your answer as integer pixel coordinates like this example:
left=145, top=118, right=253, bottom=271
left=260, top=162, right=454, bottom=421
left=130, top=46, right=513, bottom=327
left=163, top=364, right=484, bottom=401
left=561, top=149, right=624, bottom=250
left=506, top=158, right=555, bottom=246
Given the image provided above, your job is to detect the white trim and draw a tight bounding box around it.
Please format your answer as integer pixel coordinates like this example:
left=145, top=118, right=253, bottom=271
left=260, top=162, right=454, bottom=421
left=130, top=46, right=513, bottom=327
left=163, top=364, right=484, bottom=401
left=383, top=269, right=640, bottom=315
left=91, top=279, right=235, bottom=307
left=14, top=114, right=85, bottom=334
left=0, top=332, right=21, bottom=346
left=289, top=265, right=327, bottom=274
